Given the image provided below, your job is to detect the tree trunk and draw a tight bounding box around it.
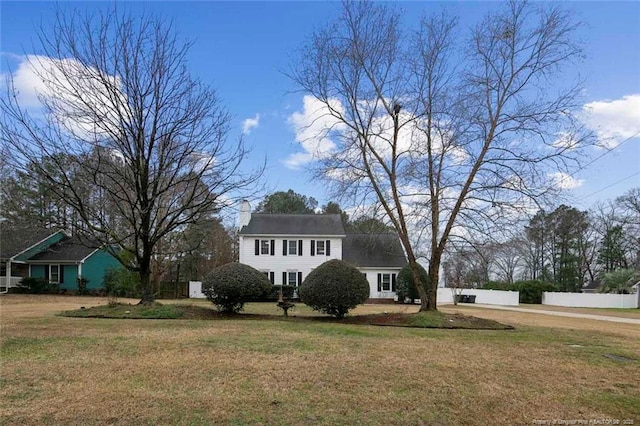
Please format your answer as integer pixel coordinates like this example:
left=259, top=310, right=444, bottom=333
left=408, top=258, right=430, bottom=312
left=424, top=250, right=442, bottom=311
left=138, top=262, right=154, bottom=305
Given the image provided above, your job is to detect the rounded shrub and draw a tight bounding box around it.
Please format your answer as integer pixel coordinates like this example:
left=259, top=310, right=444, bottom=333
left=299, top=259, right=370, bottom=319
left=202, top=262, right=272, bottom=313
left=396, top=263, right=430, bottom=303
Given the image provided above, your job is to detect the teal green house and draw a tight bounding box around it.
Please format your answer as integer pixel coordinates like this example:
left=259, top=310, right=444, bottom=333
left=2, top=229, right=121, bottom=292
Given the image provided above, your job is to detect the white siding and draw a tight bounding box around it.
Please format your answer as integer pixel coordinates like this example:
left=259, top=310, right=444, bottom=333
left=239, top=236, right=343, bottom=285
left=361, top=268, right=402, bottom=299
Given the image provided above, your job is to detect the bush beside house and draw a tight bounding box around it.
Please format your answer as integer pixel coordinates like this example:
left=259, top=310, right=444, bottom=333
left=202, top=262, right=272, bottom=313
left=299, top=259, right=370, bottom=319
left=396, top=263, right=430, bottom=303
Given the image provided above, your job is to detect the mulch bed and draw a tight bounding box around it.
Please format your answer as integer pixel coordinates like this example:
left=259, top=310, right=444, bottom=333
left=62, top=304, right=513, bottom=329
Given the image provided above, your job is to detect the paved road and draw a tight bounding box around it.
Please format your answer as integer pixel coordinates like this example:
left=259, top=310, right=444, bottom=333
left=461, top=304, right=640, bottom=325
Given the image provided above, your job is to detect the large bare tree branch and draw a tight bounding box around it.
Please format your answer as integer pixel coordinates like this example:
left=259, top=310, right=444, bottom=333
left=1, top=7, right=262, bottom=303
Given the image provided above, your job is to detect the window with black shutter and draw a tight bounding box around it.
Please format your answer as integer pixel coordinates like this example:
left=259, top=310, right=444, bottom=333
left=288, top=240, right=297, bottom=255
left=260, top=240, right=270, bottom=255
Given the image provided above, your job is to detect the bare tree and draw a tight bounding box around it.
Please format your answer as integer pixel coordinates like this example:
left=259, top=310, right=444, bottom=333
left=492, top=238, right=525, bottom=284
left=443, top=249, right=478, bottom=305
left=291, top=1, right=590, bottom=310
left=1, top=9, right=261, bottom=303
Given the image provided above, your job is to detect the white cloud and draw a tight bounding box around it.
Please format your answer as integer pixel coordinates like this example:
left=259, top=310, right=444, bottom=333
left=548, top=172, right=584, bottom=190
left=552, top=131, right=579, bottom=151
left=284, top=95, right=345, bottom=169
left=284, top=95, right=466, bottom=171
left=242, top=113, right=260, bottom=135
left=11, top=56, right=50, bottom=108
left=582, top=94, right=640, bottom=149
left=8, top=54, right=129, bottom=140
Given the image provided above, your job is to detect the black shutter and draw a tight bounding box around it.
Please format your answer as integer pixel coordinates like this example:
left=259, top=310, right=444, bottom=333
left=45, top=266, right=49, bottom=280
left=326, top=240, right=331, bottom=256
left=311, top=240, right=315, bottom=256
left=298, top=240, right=303, bottom=256
left=377, top=273, right=382, bottom=292
left=255, top=239, right=259, bottom=255
left=283, top=240, right=288, bottom=256
left=392, top=274, right=397, bottom=292
left=269, top=272, right=274, bottom=284
left=282, top=272, right=287, bottom=285
left=297, top=272, right=303, bottom=286
left=270, top=240, right=275, bottom=256
left=59, top=265, right=64, bottom=284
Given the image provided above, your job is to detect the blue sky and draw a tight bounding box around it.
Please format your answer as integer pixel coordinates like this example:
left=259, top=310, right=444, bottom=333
left=2, top=1, right=639, bottom=212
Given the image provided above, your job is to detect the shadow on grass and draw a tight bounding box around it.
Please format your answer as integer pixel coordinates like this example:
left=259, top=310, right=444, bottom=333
left=59, top=302, right=514, bottom=330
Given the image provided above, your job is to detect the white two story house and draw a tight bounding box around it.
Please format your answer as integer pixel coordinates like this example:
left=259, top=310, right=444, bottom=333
left=238, top=201, right=407, bottom=299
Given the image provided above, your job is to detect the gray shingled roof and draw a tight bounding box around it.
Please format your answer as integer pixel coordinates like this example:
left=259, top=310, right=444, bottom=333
left=240, top=214, right=345, bottom=236
left=27, top=236, right=100, bottom=262
left=342, top=233, right=407, bottom=268
left=0, top=227, right=64, bottom=260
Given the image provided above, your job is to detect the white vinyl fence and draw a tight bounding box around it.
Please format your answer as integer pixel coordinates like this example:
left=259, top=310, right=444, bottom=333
left=437, top=288, right=519, bottom=306
left=189, top=281, right=205, bottom=299
left=542, top=291, right=639, bottom=309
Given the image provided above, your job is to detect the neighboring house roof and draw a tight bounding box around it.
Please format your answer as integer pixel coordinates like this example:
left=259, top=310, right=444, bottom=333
left=582, top=279, right=602, bottom=291
left=27, top=236, right=100, bottom=262
left=0, top=227, right=65, bottom=261
left=342, top=233, right=407, bottom=268
left=240, top=214, right=346, bottom=236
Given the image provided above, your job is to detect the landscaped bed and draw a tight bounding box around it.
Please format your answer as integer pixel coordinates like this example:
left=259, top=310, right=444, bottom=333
left=60, top=301, right=513, bottom=329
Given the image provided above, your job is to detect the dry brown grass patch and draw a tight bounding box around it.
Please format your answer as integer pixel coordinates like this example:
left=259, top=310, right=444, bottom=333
left=1, top=295, right=639, bottom=425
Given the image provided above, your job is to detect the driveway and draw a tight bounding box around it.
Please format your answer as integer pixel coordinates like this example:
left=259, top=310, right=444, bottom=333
left=464, top=304, right=640, bottom=325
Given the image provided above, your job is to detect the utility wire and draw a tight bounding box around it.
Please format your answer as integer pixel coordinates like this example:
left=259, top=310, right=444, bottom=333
left=578, top=171, right=640, bottom=200
left=569, top=130, right=639, bottom=178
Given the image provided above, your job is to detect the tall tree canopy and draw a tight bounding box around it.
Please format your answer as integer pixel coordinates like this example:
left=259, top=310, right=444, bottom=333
left=255, top=189, right=318, bottom=214
left=1, top=8, right=261, bottom=303
left=291, top=1, right=591, bottom=310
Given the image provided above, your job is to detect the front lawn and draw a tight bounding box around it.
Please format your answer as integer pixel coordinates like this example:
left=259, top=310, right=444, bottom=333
left=1, top=295, right=638, bottom=425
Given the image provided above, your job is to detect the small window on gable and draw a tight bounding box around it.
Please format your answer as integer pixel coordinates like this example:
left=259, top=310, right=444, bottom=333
left=316, top=240, right=325, bottom=255
left=288, top=240, right=298, bottom=255
left=261, top=240, right=270, bottom=255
